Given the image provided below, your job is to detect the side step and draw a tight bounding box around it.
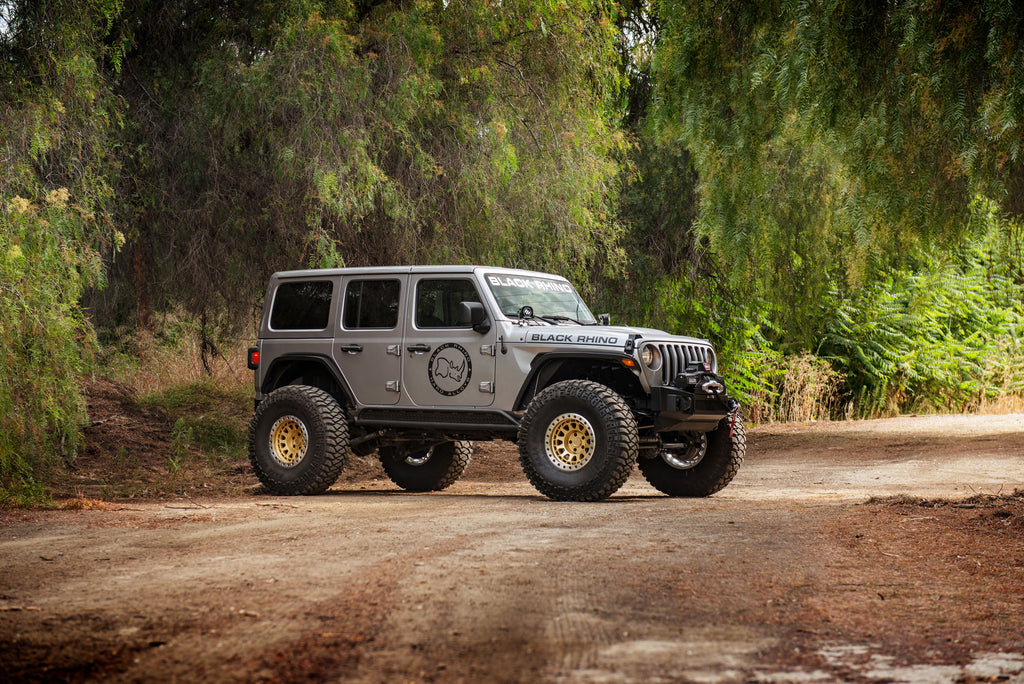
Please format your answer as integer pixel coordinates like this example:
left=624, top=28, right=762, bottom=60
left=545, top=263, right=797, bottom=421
left=354, top=408, right=521, bottom=434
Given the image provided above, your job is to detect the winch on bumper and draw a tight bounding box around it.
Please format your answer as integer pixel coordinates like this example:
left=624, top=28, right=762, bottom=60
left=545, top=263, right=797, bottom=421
left=648, top=365, right=739, bottom=433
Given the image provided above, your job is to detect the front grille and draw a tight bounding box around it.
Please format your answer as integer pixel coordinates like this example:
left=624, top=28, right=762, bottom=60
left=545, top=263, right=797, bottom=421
left=654, top=343, right=716, bottom=385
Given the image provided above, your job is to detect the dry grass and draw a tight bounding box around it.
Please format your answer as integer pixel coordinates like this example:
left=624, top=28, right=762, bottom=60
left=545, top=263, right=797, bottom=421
left=104, top=326, right=251, bottom=398
left=135, top=332, right=248, bottom=396
left=744, top=353, right=845, bottom=424
left=776, top=353, right=844, bottom=423
left=744, top=348, right=1024, bottom=424
left=103, top=323, right=1024, bottom=429
left=976, top=353, right=1024, bottom=414
left=58, top=495, right=124, bottom=510
left=977, top=393, right=1024, bottom=414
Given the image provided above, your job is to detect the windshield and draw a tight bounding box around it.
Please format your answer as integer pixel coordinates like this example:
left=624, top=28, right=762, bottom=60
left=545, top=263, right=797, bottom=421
left=485, top=273, right=597, bottom=324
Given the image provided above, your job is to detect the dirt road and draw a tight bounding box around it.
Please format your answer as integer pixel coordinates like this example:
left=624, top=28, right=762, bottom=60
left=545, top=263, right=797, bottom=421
left=3, top=414, right=1024, bottom=682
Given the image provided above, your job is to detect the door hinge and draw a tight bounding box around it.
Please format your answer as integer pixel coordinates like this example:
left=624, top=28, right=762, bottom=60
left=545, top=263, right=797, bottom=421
left=479, top=381, right=494, bottom=394
left=480, top=344, right=496, bottom=357
left=386, top=380, right=400, bottom=392
left=386, top=344, right=401, bottom=356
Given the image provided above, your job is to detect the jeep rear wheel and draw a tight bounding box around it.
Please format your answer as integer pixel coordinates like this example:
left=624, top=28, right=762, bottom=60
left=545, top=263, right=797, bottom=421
left=639, top=414, right=745, bottom=497
left=248, top=385, right=349, bottom=495
left=380, top=440, right=472, bottom=492
left=518, top=380, right=638, bottom=501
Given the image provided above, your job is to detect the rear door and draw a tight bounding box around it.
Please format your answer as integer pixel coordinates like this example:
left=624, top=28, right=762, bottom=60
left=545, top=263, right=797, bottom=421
left=401, top=275, right=497, bottom=407
left=333, top=275, right=406, bottom=406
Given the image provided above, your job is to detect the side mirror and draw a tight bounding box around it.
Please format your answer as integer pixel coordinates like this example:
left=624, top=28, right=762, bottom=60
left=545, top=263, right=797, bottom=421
left=458, top=301, right=491, bottom=334
left=598, top=313, right=611, bottom=326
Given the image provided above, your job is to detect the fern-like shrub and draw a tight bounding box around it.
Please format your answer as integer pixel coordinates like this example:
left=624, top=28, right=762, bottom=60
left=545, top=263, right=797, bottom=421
left=817, top=239, right=1024, bottom=416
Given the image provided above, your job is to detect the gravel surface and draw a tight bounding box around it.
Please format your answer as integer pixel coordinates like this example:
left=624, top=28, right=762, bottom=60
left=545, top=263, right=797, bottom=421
left=2, top=413, right=1024, bottom=682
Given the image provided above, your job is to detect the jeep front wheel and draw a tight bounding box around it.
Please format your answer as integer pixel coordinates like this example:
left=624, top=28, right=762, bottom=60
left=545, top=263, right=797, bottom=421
left=518, top=380, right=638, bottom=501
left=248, top=385, right=349, bottom=495
left=638, top=414, right=745, bottom=497
left=380, top=440, right=472, bottom=492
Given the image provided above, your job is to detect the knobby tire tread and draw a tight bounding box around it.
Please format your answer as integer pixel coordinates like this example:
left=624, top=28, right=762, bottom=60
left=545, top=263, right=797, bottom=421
left=248, top=385, right=349, bottom=496
left=381, top=440, right=472, bottom=492
left=518, top=380, right=638, bottom=502
left=638, top=414, right=745, bottom=497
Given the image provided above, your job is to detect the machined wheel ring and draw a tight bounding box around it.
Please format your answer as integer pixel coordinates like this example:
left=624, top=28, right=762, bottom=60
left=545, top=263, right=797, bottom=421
left=269, top=415, right=309, bottom=468
left=404, top=446, right=435, bottom=467
left=661, top=433, right=708, bottom=470
left=544, top=412, right=597, bottom=472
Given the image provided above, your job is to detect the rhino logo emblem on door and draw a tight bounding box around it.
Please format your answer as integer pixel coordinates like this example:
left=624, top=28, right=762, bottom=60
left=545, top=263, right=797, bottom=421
left=428, top=343, right=473, bottom=396
left=434, top=356, right=466, bottom=382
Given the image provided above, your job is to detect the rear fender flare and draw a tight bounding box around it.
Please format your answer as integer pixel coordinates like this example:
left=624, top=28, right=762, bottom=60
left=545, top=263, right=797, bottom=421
left=261, top=354, right=355, bottom=407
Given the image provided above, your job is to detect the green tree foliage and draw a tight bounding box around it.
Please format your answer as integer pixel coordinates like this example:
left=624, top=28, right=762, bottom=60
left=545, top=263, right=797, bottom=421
left=94, top=0, right=627, bottom=328
left=652, top=0, right=1024, bottom=348
left=1, top=0, right=125, bottom=495
left=610, top=1, right=785, bottom=395
left=609, top=0, right=1024, bottom=419
left=3, top=0, right=630, bottom=490
left=5, top=0, right=1024, bottom=499
left=607, top=3, right=708, bottom=333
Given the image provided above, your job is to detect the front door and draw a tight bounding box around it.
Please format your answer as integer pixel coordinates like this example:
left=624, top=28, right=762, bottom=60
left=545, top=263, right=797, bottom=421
left=333, top=275, right=405, bottom=406
left=401, top=275, right=497, bottom=407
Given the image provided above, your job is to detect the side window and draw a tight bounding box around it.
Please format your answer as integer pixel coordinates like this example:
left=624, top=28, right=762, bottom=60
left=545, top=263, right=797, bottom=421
left=343, top=279, right=401, bottom=329
left=416, top=279, right=481, bottom=328
left=270, top=281, right=333, bottom=330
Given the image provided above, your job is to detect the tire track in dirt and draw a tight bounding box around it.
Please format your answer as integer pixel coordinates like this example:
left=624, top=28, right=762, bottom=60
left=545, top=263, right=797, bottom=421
left=3, top=414, right=1024, bottom=681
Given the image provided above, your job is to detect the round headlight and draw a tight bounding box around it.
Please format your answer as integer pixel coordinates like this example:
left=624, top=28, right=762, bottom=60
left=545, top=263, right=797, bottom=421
left=641, top=345, right=661, bottom=370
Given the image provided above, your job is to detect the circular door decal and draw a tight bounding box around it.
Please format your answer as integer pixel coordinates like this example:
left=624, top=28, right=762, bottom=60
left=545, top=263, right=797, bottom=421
left=428, top=343, right=472, bottom=396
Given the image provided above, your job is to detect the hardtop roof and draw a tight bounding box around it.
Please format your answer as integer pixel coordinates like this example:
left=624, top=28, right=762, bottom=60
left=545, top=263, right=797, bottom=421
left=270, top=265, right=571, bottom=282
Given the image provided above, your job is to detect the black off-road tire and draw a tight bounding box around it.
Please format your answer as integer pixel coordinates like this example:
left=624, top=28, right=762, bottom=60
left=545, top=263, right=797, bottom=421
left=380, top=440, right=472, bottom=492
left=248, top=385, right=349, bottom=495
left=518, top=380, right=638, bottom=501
left=639, top=414, right=745, bottom=497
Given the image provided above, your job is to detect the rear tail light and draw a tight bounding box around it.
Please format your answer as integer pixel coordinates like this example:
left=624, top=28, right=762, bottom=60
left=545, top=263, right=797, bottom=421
left=247, top=346, right=260, bottom=370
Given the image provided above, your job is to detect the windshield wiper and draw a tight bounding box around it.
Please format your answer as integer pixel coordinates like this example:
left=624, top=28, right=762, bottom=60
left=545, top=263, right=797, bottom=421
left=538, top=314, right=587, bottom=326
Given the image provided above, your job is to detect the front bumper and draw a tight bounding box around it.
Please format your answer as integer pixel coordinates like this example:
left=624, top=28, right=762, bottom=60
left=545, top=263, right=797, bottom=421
left=649, top=372, right=739, bottom=432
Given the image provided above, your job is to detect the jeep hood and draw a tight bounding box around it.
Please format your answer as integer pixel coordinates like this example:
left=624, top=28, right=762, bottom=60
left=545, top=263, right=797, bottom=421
left=606, top=325, right=712, bottom=346
left=512, top=321, right=712, bottom=348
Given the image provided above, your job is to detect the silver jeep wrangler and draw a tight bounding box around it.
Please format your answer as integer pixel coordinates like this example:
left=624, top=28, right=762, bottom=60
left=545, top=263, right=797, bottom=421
left=247, top=265, right=744, bottom=501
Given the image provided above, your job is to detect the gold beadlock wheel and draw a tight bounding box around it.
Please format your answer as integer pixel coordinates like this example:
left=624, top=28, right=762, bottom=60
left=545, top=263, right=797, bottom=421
left=248, top=385, right=349, bottom=496
left=518, top=380, right=639, bottom=501
left=269, top=415, right=308, bottom=467
left=544, top=412, right=596, bottom=472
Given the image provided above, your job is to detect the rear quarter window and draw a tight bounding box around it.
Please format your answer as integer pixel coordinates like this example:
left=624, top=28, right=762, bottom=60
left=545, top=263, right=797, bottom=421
left=270, top=281, right=334, bottom=330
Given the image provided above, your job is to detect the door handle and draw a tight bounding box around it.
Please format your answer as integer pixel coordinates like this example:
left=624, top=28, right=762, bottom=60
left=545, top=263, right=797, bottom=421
left=340, top=344, right=363, bottom=354
left=407, top=343, right=432, bottom=354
